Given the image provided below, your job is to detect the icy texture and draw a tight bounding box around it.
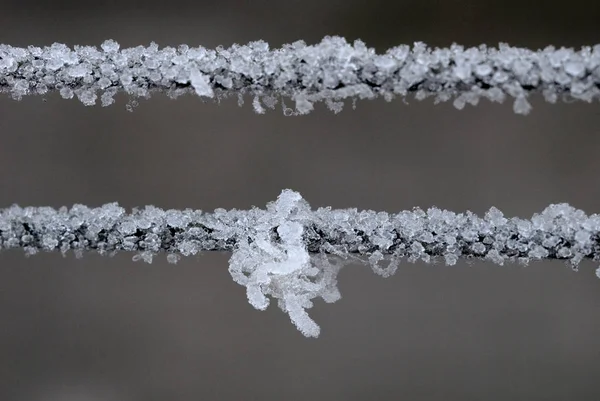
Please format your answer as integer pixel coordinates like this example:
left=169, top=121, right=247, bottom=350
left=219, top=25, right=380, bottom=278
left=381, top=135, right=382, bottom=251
left=2, top=190, right=600, bottom=337
left=229, top=190, right=345, bottom=337
left=1, top=38, right=599, bottom=114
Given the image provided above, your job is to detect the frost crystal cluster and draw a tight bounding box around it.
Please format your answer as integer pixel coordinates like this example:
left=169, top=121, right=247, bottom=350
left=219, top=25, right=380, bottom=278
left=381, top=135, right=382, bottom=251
left=228, top=190, right=344, bottom=337
left=1, top=37, right=599, bottom=114
left=1, top=190, right=600, bottom=337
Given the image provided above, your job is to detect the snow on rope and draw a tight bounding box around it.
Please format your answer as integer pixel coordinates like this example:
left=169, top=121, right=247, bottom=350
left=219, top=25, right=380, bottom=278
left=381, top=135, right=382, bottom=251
left=1, top=37, right=599, bottom=114
left=1, top=189, right=600, bottom=337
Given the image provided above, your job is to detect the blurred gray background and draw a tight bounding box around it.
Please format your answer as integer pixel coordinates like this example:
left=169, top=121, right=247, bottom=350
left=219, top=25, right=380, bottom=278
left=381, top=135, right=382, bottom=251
left=1, top=0, right=600, bottom=400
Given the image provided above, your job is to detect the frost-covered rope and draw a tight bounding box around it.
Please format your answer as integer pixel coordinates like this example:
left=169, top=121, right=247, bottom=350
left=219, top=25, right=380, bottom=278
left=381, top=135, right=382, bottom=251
left=1, top=190, right=600, bottom=337
left=1, top=37, right=599, bottom=115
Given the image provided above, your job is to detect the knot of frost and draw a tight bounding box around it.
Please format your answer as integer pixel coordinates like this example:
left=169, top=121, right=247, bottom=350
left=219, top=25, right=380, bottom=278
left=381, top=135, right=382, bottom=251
left=228, top=190, right=342, bottom=338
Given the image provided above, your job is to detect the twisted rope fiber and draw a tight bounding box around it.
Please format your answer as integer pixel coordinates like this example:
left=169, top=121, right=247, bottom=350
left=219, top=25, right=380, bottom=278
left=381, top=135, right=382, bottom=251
left=3, top=190, right=600, bottom=337
left=1, top=37, right=599, bottom=114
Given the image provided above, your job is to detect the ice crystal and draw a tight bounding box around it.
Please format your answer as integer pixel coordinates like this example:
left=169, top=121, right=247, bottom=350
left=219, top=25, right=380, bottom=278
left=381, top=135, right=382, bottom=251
left=1, top=38, right=599, bottom=114
left=1, top=191, right=600, bottom=337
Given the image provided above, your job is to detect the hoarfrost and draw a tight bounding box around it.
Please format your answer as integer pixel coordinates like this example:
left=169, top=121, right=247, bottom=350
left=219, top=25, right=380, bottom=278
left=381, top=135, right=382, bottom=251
left=1, top=37, right=598, bottom=113
left=1, top=191, right=600, bottom=337
left=228, top=190, right=345, bottom=338
left=189, top=67, right=214, bottom=98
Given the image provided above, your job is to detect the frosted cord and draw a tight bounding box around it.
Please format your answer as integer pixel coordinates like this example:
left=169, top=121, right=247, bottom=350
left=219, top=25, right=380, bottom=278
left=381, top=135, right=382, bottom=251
left=1, top=37, right=599, bottom=115
left=2, top=190, right=599, bottom=337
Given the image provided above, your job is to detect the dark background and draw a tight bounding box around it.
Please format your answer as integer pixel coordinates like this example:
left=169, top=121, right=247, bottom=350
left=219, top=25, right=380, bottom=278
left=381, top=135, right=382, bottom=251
left=1, top=1, right=600, bottom=400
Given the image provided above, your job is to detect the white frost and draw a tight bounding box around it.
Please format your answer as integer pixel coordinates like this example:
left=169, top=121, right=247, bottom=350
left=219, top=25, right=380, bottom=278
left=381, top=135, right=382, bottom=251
left=227, top=190, right=344, bottom=338
left=190, top=67, right=214, bottom=98
left=2, top=190, right=600, bottom=338
left=1, top=37, right=598, bottom=113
